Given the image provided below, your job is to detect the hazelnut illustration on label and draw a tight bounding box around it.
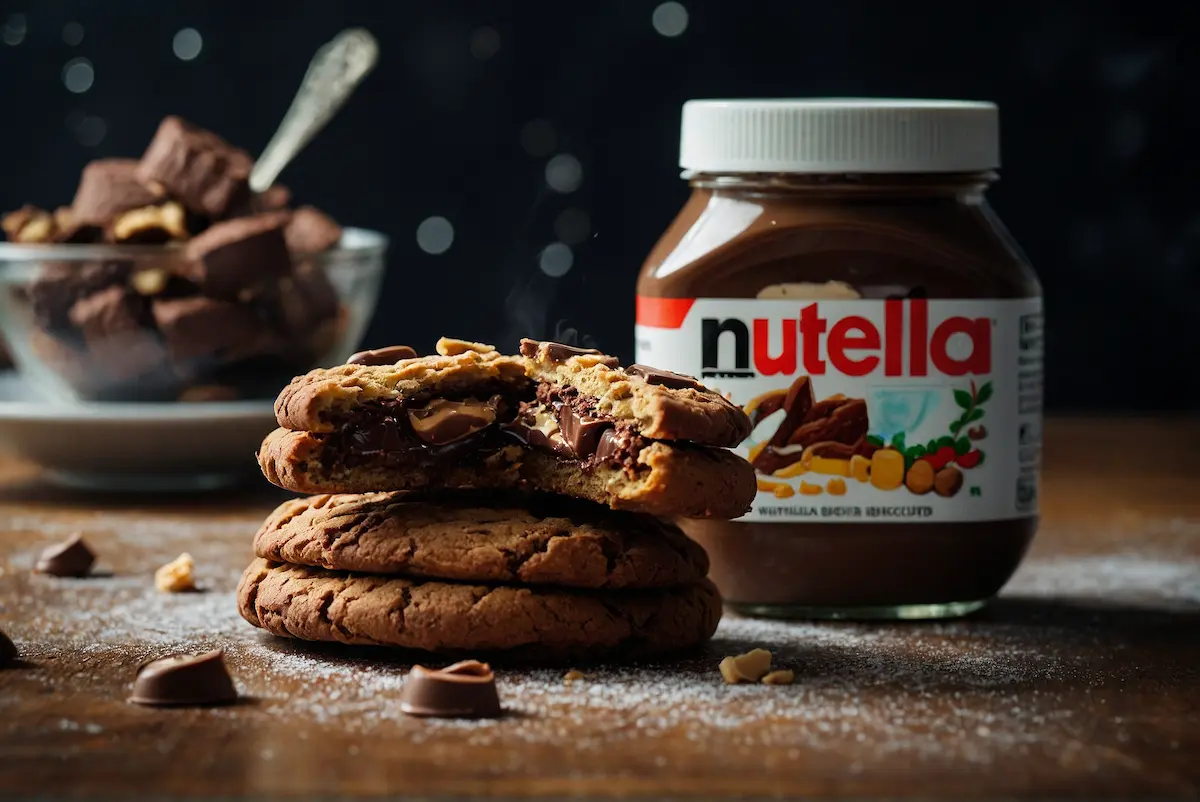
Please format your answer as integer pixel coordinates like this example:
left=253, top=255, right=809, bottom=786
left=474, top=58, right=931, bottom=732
left=635, top=296, right=1044, bottom=523
left=744, top=372, right=992, bottom=499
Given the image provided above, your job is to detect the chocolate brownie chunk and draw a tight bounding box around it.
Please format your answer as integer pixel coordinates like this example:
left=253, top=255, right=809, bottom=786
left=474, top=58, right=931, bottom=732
left=271, top=262, right=339, bottom=338
left=27, top=261, right=133, bottom=331
left=137, top=116, right=253, bottom=218
left=70, top=159, right=164, bottom=228
left=236, top=558, right=722, bottom=660
left=182, top=213, right=292, bottom=299
left=152, top=296, right=274, bottom=362
left=520, top=338, right=751, bottom=447
left=284, top=206, right=342, bottom=254
left=253, top=491, right=709, bottom=588
left=256, top=427, right=756, bottom=519
left=227, top=184, right=292, bottom=218
left=67, top=286, right=165, bottom=380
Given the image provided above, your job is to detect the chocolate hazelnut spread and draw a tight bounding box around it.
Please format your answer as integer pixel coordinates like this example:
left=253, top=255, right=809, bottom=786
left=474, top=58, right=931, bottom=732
left=636, top=99, right=1044, bottom=619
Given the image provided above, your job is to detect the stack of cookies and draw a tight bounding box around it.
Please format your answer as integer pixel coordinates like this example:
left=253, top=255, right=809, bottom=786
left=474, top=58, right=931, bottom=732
left=237, top=337, right=756, bottom=661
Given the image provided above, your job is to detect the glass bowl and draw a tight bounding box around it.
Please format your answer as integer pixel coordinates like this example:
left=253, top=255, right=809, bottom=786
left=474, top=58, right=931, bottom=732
left=0, top=227, right=386, bottom=403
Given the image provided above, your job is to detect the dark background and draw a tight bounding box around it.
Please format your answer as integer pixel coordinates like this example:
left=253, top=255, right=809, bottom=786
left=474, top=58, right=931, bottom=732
left=1, top=0, right=1196, bottom=410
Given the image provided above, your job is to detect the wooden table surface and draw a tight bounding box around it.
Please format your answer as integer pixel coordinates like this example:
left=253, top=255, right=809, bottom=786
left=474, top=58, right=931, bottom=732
left=0, top=418, right=1197, bottom=801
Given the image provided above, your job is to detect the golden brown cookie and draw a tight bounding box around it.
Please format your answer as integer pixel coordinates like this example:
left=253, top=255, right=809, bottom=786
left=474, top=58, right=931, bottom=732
left=274, top=338, right=528, bottom=433
left=253, top=491, right=709, bottom=589
left=236, top=558, right=722, bottom=660
left=257, top=428, right=756, bottom=519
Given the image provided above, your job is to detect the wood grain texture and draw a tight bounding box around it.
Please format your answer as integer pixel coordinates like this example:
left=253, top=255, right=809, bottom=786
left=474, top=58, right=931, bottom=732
left=0, top=417, right=1198, bottom=800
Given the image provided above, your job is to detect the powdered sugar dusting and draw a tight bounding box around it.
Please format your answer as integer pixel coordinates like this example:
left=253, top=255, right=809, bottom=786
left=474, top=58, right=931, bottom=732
left=1008, top=553, right=1200, bottom=605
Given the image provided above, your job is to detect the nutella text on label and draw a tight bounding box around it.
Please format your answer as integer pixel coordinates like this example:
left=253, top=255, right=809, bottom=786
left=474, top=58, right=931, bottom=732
left=637, top=297, right=1044, bottom=524
left=699, top=300, right=991, bottom=379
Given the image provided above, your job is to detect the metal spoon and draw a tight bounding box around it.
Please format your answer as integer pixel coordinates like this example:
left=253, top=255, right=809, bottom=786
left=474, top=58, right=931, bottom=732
left=249, top=28, right=379, bottom=193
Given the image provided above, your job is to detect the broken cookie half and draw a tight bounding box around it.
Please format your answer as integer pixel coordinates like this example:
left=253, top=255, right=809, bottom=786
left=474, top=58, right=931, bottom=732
left=258, top=338, right=756, bottom=519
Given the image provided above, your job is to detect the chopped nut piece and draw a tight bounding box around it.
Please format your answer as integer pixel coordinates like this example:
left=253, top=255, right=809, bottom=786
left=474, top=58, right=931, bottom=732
left=155, top=553, right=196, bottom=592
left=131, top=268, right=170, bottom=296
left=756, top=478, right=794, bottom=499
left=761, top=669, right=795, bottom=686
left=934, top=465, right=964, bottom=497
left=435, top=337, right=495, bottom=356
left=3, top=205, right=57, bottom=243
left=905, top=459, right=935, bottom=495
left=111, top=202, right=188, bottom=243
left=563, top=669, right=586, bottom=684
left=718, top=648, right=773, bottom=684
left=850, top=454, right=871, bottom=482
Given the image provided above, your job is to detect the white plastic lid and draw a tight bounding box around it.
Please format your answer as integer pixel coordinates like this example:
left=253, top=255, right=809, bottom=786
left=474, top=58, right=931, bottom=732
left=679, top=98, right=1000, bottom=174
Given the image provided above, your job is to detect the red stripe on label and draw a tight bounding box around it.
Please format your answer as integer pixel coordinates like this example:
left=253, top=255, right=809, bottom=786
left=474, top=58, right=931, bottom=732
left=636, top=296, right=695, bottom=329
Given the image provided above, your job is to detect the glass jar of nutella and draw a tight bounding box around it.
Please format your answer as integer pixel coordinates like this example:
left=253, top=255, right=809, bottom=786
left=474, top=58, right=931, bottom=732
left=637, top=99, right=1043, bottom=620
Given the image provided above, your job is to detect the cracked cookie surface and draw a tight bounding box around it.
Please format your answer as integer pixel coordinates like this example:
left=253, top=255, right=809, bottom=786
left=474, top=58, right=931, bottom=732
left=519, top=339, right=752, bottom=447
left=274, top=338, right=528, bottom=433
left=253, top=491, right=709, bottom=589
left=236, top=558, right=722, bottom=660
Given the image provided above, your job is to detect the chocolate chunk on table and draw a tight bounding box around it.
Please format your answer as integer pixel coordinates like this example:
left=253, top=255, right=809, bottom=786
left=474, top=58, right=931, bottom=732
left=0, top=628, right=16, bottom=667
left=35, top=533, right=95, bottom=578
left=137, top=116, right=253, bottom=218
left=284, top=206, right=342, bottom=254
left=152, top=296, right=276, bottom=362
left=70, top=159, right=164, bottom=228
left=399, top=661, right=502, bottom=719
left=183, top=214, right=292, bottom=300
left=129, top=650, right=238, bottom=707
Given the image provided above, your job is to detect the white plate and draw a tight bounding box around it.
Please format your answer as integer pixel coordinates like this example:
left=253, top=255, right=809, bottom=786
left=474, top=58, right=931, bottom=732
left=0, top=374, right=276, bottom=491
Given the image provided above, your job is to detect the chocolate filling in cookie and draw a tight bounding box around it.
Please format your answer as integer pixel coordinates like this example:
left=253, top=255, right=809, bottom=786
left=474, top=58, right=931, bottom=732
left=503, top=385, right=651, bottom=472
left=321, top=381, right=656, bottom=476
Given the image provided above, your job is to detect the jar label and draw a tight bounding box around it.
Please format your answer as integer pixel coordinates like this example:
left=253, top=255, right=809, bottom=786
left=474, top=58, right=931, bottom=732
left=635, top=297, right=1043, bottom=522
